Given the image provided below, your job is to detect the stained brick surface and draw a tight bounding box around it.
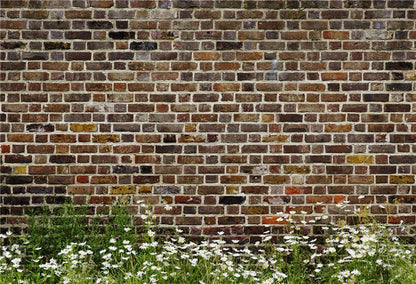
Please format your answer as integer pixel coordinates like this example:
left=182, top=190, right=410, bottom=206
left=0, top=0, right=415, bottom=239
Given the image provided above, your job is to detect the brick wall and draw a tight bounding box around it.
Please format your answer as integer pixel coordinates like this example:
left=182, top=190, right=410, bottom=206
left=1, top=0, right=415, bottom=240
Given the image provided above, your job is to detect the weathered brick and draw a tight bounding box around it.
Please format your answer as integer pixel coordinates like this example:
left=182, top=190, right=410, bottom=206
left=325, top=124, right=352, bottom=132
left=216, top=41, right=243, bottom=50
left=262, top=135, right=289, bottom=142
left=65, top=31, right=91, bottom=39
left=1, top=0, right=28, bottom=8
left=236, top=52, right=262, bottom=61
left=86, top=83, right=112, bottom=92
left=69, top=124, right=97, bottom=132
left=92, top=135, right=120, bottom=143
left=65, top=10, right=92, bottom=18
left=284, top=166, right=310, bottom=174
left=111, top=185, right=136, bottom=194
left=326, top=145, right=352, bottom=153
left=389, top=156, right=416, bottom=164
left=220, top=175, right=247, bottom=184
left=386, top=83, right=412, bottom=92
left=87, top=21, right=113, bottom=29
left=258, top=21, right=284, bottom=30
left=108, top=52, right=134, bottom=60
left=49, top=155, right=76, bottom=164
left=178, top=135, right=205, bottom=143
left=5, top=155, right=32, bottom=163
left=347, top=155, right=374, bottom=164
left=264, top=176, right=290, bottom=184
left=130, top=41, right=157, bottom=50
left=390, top=175, right=415, bottom=184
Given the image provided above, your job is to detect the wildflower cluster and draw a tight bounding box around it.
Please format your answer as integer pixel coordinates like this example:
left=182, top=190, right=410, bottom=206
left=0, top=202, right=415, bottom=283
left=0, top=231, right=23, bottom=274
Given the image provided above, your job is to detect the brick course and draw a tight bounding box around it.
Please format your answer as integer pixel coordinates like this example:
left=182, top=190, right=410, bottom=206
left=0, top=0, right=415, bottom=240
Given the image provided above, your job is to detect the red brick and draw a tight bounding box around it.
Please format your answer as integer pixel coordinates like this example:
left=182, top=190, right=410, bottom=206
left=323, top=31, right=349, bottom=39
left=213, top=83, right=240, bottom=92
left=285, top=186, right=312, bottom=194
left=262, top=216, right=289, bottom=225
left=236, top=52, right=262, bottom=61
left=321, top=72, right=347, bottom=81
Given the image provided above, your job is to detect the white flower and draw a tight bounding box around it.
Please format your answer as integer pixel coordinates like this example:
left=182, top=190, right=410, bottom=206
left=164, top=205, right=173, bottom=211
left=274, top=271, right=287, bottom=280
left=327, top=247, right=336, bottom=253
left=148, top=230, right=155, bottom=237
left=341, top=270, right=351, bottom=277
left=11, top=258, right=21, bottom=267
left=136, top=271, right=144, bottom=278
left=124, top=272, right=133, bottom=280
left=109, top=238, right=116, bottom=244
left=123, top=227, right=131, bottom=232
left=190, top=258, right=198, bottom=266
left=262, top=278, right=274, bottom=284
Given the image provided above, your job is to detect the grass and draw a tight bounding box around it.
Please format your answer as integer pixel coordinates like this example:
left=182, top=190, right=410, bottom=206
left=1, top=201, right=415, bottom=284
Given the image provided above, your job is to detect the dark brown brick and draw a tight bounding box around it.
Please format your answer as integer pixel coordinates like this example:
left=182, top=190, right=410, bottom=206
left=258, top=21, right=284, bottom=30
left=363, top=93, right=389, bottom=102
left=219, top=196, right=246, bottom=204
left=5, top=155, right=32, bottom=163
left=386, top=83, right=412, bottom=92
left=216, top=41, right=243, bottom=50
left=6, top=176, right=33, bottom=184
left=87, top=21, right=113, bottom=29
left=386, top=62, right=413, bottom=70
left=65, top=31, right=91, bottom=39
left=65, top=52, right=91, bottom=61
left=50, top=155, right=76, bottom=164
